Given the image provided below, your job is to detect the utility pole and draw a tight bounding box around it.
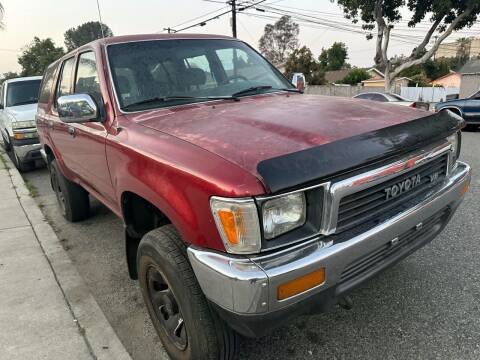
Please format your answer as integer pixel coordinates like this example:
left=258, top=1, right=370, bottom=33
left=230, top=0, right=237, bottom=38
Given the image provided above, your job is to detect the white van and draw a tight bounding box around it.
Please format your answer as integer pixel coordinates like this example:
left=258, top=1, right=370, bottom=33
left=0, top=76, right=43, bottom=171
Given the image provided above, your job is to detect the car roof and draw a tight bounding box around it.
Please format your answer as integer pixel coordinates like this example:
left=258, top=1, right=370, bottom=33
left=5, top=76, right=42, bottom=84
left=72, top=33, right=237, bottom=53
left=55, top=33, right=241, bottom=66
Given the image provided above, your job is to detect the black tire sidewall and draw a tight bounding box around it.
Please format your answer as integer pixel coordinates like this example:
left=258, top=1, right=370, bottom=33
left=49, top=159, right=89, bottom=222
left=137, top=227, right=231, bottom=360
left=49, top=160, right=68, bottom=218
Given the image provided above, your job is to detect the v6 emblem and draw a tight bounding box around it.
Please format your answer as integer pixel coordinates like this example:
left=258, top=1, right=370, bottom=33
left=429, top=172, right=439, bottom=183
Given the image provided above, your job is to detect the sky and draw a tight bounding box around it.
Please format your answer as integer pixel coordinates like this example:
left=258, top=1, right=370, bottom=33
left=0, top=0, right=478, bottom=74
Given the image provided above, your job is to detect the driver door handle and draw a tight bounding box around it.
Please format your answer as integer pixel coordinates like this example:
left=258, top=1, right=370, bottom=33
left=68, top=126, right=76, bottom=137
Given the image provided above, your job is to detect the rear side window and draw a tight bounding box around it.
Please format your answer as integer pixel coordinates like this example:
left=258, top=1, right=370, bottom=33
left=75, top=51, right=102, bottom=106
left=55, top=57, right=76, bottom=104
left=356, top=94, right=371, bottom=100
left=38, top=65, right=57, bottom=104
left=369, top=94, right=387, bottom=102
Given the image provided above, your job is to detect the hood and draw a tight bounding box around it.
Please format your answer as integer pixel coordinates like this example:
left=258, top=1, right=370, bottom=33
left=5, top=103, right=38, bottom=123
left=135, top=94, right=459, bottom=191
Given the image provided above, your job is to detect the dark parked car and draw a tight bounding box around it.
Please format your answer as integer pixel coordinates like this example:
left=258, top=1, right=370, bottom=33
left=36, top=34, right=471, bottom=360
left=434, top=90, right=480, bottom=128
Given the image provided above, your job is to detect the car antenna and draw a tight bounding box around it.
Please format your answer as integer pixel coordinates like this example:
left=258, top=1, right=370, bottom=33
left=96, top=0, right=106, bottom=41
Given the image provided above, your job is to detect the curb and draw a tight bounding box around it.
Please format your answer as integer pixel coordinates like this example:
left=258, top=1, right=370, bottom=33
left=1, top=152, right=133, bottom=360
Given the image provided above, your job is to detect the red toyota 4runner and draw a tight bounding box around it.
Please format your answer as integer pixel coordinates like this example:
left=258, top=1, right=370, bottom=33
left=36, top=34, right=471, bottom=360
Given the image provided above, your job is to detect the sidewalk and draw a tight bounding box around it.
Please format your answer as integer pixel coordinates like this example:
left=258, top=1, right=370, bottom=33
left=0, top=150, right=132, bottom=360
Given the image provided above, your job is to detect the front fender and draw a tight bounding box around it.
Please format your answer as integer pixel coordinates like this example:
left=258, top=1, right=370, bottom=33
left=106, top=122, right=265, bottom=252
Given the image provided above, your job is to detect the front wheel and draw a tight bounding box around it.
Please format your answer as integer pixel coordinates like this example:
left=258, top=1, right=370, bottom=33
left=12, top=149, right=34, bottom=172
left=137, top=225, right=238, bottom=360
left=1, top=133, right=11, bottom=151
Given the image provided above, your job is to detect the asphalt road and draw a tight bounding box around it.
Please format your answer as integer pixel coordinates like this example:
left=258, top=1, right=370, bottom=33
left=23, top=130, right=480, bottom=360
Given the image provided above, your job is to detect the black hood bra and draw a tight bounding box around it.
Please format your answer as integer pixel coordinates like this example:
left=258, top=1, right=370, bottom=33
left=257, top=111, right=464, bottom=193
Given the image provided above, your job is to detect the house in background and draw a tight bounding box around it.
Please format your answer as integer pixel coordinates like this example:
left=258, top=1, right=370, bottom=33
left=361, top=68, right=411, bottom=90
left=436, top=37, right=480, bottom=59
left=360, top=68, right=410, bottom=89
left=324, top=67, right=384, bottom=85
left=324, top=69, right=352, bottom=84
left=430, top=71, right=462, bottom=88
left=459, top=59, right=480, bottom=98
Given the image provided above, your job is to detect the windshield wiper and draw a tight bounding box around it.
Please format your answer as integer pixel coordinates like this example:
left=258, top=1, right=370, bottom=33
left=231, top=86, right=302, bottom=98
left=231, top=85, right=273, bottom=97
left=123, top=95, right=238, bottom=110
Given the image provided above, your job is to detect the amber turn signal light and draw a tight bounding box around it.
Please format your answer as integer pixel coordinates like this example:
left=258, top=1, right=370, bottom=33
left=217, top=210, right=242, bottom=245
left=277, top=268, right=325, bottom=300
left=460, top=181, right=470, bottom=197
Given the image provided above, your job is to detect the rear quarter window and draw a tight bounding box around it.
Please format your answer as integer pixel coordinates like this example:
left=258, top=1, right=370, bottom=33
left=38, top=65, right=57, bottom=105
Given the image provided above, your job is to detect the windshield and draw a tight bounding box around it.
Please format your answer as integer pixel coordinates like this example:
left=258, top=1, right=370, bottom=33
left=470, top=90, right=480, bottom=99
left=107, top=39, right=293, bottom=111
left=6, top=80, right=41, bottom=107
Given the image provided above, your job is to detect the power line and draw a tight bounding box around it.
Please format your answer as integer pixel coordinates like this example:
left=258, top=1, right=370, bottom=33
left=169, top=0, right=267, bottom=34
left=245, top=5, right=480, bottom=49
left=163, top=5, right=229, bottom=32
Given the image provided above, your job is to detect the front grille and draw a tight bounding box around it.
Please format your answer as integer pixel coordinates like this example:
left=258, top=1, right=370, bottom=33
left=339, top=207, right=450, bottom=284
left=336, top=153, right=449, bottom=232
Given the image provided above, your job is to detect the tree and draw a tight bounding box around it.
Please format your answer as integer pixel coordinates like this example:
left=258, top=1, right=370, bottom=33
left=340, top=68, right=371, bottom=85
left=319, top=42, right=349, bottom=70
left=259, top=16, right=299, bottom=64
left=337, top=0, right=480, bottom=90
left=64, top=21, right=113, bottom=51
left=285, top=46, right=326, bottom=85
left=408, top=73, right=430, bottom=87
left=0, top=71, right=19, bottom=86
left=18, top=37, right=65, bottom=76
left=392, top=54, right=464, bottom=81
left=309, top=70, right=327, bottom=85
left=455, top=37, right=472, bottom=64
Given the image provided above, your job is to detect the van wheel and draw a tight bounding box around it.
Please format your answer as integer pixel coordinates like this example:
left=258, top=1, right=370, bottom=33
left=1, top=134, right=11, bottom=151
left=137, top=225, right=238, bottom=360
left=12, top=149, right=34, bottom=172
left=49, top=159, right=90, bottom=222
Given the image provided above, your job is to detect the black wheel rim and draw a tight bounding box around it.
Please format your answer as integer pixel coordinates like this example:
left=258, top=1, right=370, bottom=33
left=147, top=266, right=187, bottom=350
left=51, top=170, right=66, bottom=215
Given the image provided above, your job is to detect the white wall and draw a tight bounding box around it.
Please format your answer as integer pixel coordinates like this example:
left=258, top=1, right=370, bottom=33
left=400, top=87, right=459, bottom=103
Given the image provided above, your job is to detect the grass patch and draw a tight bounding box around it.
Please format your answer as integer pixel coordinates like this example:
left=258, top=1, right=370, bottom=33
left=24, top=180, right=39, bottom=198
left=0, top=151, right=10, bottom=170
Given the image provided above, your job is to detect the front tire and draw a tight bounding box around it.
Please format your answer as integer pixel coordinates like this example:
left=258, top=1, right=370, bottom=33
left=1, top=133, right=11, bottom=151
left=49, top=159, right=90, bottom=222
left=137, top=225, right=238, bottom=360
left=12, top=149, right=34, bottom=172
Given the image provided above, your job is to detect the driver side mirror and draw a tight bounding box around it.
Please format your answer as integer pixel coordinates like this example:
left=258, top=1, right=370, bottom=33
left=57, top=94, right=98, bottom=123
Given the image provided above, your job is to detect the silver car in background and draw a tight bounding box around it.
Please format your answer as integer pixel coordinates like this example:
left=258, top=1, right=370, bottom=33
left=0, top=76, right=43, bottom=171
left=354, top=92, right=429, bottom=110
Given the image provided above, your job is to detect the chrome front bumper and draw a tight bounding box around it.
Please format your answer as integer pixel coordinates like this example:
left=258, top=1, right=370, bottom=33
left=13, top=143, right=42, bottom=162
left=188, top=162, right=471, bottom=317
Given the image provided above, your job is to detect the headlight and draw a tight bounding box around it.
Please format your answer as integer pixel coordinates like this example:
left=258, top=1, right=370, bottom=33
left=210, top=197, right=261, bottom=254
left=262, top=192, right=306, bottom=239
left=447, top=131, right=461, bottom=162
left=12, top=120, right=36, bottom=129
